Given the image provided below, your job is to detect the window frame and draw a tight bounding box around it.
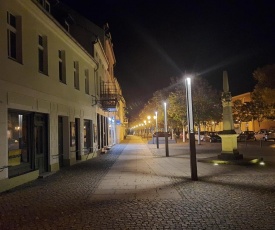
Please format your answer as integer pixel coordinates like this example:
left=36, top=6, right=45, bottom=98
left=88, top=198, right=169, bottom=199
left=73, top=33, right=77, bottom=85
left=7, top=11, right=22, bottom=62
left=38, top=35, right=48, bottom=75
left=74, top=61, right=79, bottom=90
left=85, top=69, right=89, bottom=94
left=58, top=50, right=66, bottom=84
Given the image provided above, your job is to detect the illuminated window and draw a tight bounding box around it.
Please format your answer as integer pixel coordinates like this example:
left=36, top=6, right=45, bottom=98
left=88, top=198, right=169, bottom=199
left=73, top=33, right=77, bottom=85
left=58, top=50, right=66, bottom=84
left=7, top=12, right=22, bottom=62
left=38, top=35, right=48, bottom=74
left=74, top=61, right=79, bottom=90
left=85, top=69, right=89, bottom=94
left=7, top=110, right=32, bottom=175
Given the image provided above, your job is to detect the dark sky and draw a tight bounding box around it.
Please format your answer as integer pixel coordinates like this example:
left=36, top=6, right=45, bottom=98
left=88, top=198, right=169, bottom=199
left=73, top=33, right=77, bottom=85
left=59, top=0, right=275, bottom=117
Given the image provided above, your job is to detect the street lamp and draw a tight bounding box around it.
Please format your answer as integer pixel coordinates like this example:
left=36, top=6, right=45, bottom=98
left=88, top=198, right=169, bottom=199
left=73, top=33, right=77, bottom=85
left=144, top=120, right=147, bottom=138
left=147, top=116, right=151, bottom=138
left=185, top=77, right=198, bottom=180
left=155, top=111, right=159, bottom=148
left=164, top=102, right=169, bottom=157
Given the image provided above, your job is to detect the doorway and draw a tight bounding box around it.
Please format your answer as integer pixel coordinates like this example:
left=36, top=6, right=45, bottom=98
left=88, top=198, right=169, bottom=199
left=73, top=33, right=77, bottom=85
left=58, top=116, right=64, bottom=167
left=34, top=113, right=48, bottom=174
left=75, top=118, right=81, bottom=160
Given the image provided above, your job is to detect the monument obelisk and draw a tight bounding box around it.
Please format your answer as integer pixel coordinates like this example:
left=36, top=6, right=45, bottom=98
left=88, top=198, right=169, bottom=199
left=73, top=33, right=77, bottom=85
left=218, top=71, right=243, bottom=160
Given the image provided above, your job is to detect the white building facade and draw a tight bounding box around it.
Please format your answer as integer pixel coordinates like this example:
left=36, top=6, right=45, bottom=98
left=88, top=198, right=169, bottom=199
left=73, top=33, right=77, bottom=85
left=0, top=0, right=126, bottom=192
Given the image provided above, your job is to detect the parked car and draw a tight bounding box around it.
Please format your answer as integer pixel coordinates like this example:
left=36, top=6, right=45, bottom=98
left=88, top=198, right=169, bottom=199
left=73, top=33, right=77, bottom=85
left=254, top=129, right=268, bottom=141
left=153, top=132, right=171, bottom=137
left=266, top=130, right=275, bottom=141
left=237, top=131, right=255, bottom=141
left=195, top=131, right=205, bottom=141
left=203, top=132, right=222, bottom=142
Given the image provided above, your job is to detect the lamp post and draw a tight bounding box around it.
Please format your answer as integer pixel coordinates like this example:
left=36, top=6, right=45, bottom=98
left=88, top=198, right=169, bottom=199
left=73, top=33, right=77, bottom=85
left=147, top=116, right=151, bottom=140
left=185, top=77, right=198, bottom=181
left=155, top=111, right=159, bottom=148
left=164, top=102, right=169, bottom=157
left=143, top=120, right=147, bottom=138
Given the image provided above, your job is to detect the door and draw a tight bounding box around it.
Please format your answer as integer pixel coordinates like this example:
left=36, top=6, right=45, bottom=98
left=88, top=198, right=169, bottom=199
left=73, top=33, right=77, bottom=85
left=34, top=113, right=48, bottom=174
left=75, top=118, right=81, bottom=160
left=58, top=116, right=64, bottom=167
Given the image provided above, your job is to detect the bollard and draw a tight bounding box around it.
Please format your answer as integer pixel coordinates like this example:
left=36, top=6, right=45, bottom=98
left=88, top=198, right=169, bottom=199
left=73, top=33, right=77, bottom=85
left=165, top=132, right=169, bottom=157
left=260, top=139, right=262, bottom=148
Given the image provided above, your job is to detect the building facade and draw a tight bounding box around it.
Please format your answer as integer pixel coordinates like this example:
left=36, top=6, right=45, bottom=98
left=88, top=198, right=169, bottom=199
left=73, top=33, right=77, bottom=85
left=0, top=0, right=127, bottom=192
left=232, top=92, right=275, bottom=132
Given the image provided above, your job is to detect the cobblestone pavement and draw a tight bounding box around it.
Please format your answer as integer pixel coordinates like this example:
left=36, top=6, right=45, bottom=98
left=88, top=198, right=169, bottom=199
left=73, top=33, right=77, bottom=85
left=1, top=136, right=275, bottom=229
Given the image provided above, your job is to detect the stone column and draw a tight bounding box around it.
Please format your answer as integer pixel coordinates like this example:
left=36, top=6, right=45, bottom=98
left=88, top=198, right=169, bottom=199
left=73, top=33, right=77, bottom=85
left=218, top=71, right=243, bottom=160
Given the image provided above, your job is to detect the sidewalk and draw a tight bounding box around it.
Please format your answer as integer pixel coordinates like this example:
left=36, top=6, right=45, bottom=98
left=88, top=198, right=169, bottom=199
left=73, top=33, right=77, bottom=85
left=91, top=135, right=275, bottom=202
left=91, top=135, right=182, bottom=200
left=1, top=135, right=275, bottom=229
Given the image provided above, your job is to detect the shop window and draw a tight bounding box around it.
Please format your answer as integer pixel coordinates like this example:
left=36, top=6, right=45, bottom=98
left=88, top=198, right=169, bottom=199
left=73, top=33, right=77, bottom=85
left=7, top=110, right=32, bottom=175
left=84, top=120, right=93, bottom=153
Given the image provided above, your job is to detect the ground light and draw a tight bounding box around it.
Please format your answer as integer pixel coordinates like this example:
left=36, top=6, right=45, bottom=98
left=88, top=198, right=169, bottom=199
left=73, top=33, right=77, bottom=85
left=259, top=158, right=265, bottom=166
left=208, top=158, right=266, bottom=166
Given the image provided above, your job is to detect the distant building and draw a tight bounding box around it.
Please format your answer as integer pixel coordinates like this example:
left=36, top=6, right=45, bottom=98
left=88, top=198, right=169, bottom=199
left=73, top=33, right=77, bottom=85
left=0, top=0, right=127, bottom=192
left=198, top=92, right=275, bottom=133
left=232, top=92, right=275, bottom=132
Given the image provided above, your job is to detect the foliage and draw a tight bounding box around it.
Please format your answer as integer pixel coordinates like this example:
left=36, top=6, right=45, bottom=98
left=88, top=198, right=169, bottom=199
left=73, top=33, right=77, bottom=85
left=232, top=100, right=255, bottom=123
left=252, top=64, right=275, bottom=121
left=191, top=77, right=222, bottom=127
left=252, top=64, right=275, bottom=105
left=167, top=80, right=186, bottom=127
left=250, top=92, right=271, bottom=127
left=134, top=76, right=222, bottom=131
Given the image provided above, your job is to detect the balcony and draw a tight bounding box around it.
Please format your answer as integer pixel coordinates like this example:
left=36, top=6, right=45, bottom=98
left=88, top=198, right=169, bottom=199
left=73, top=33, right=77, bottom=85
left=100, top=81, right=119, bottom=112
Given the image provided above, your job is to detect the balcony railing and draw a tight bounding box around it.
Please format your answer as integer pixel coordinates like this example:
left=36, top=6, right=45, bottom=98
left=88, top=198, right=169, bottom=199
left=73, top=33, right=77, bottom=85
left=100, top=81, right=119, bottom=112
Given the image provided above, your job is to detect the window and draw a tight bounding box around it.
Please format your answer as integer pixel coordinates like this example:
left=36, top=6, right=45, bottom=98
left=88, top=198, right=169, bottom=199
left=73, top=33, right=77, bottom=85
left=7, top=12, right=22, bottom=62
left=7, top=110, right=32, bottom=175
left=58, top=50, right=66, bottom=84
left=74, top=61, right=79, bottom=90
left=37, top=0, right=50, bottom=12
left=38, top=35, right=48, bottom=74
left=45, top=1, right=50, bottom=12
left=84, top=120, right=93, bottom=152
left=94, top=72, right=100, bottom=97
left=64, top=20, right=70, bottom=32
left=85, top=69, right=89, bottom=94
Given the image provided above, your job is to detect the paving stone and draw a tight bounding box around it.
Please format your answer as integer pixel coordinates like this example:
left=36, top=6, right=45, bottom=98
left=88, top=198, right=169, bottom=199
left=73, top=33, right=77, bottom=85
left=1, top=136, right=275, bottom=229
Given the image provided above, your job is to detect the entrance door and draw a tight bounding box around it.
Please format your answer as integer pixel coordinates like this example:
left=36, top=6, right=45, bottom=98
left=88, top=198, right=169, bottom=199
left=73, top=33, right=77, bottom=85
left=34, top=113, right=48, bottom=174
left=58, top=116, right=64, bottom=167
left=75, top=118, right=81, bottom=160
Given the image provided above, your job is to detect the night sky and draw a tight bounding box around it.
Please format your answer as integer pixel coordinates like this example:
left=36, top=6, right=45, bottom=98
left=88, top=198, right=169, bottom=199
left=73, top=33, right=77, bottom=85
left=59, top=0, right=275, bottom=117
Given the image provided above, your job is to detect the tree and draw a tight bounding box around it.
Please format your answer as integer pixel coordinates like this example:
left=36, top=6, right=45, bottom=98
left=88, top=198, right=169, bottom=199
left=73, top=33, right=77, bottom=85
left=250, top=92, right=270, bottom=127
left=252, top=64, right=275, bottom=121
left=167, top=76, right=222, bottom=132
left=191, top=77, right=222, bottom=130
left=252, top=64, right=275, bottom=104
left=168, top=80, right=186, bottom=126
left=132, top=76, right=222, bottom=134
